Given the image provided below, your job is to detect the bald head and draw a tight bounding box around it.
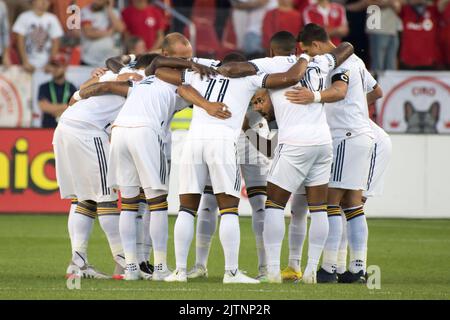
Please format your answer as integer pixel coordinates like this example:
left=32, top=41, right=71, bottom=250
left=161, top=33, right=193, bottom=59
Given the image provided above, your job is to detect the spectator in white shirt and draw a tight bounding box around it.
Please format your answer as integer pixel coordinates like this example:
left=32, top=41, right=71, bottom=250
left=0, top=0, right=10, bottom=66
left=12, top=0, right=64, bottom=73
left=80, top=0, right=125, bottom=66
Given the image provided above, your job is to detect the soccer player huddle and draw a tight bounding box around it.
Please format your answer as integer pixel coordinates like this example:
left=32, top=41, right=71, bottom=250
left=53, top=23, right=392, bottom=285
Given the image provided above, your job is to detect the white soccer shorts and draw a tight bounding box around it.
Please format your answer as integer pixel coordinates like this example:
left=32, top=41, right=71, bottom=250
left=53, top=123, right=118, bottom=202
left=267, top=143, right=333, bottom=193
left=178, top=138, right=242, bottom=198
left=363, top=135, right=392, bottom=198
left=329, top=134, right=375, bottom=191
left=108, top=126, right=168, bottom=193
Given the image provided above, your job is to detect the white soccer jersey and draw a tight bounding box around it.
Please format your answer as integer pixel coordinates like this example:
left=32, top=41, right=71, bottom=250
left=325, top=54, right=374, bottom=139
left=60, top=95, right=127, bottom=132
left=251, top=54, right=334, bottom=146
left=191, top=57, right=221, bottom=69
left=113, top=75, right=190, bottom=132
left=181, top=70, right=267, bottom=140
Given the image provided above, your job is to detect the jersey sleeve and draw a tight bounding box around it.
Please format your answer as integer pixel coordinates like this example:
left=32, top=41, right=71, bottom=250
left=249, top=57, right=277, bottom=74
left=246, top=72, right=269, bottom=91
left=181, top=69, right=196, bottom=85
left=330, top=66, right=350, bottom=84
left=191, top=57, right=221, bottom=68
left=364, top=68, right=378, bottom=93
left=99, top=71, right=118, bottom=82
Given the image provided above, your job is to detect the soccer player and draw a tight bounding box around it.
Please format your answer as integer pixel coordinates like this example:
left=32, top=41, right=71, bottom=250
left=187, top=103, right=273, bottom=280
left=54, top=57, right=149, bottom=279
left=219, top=30, right=354, bottom=284
left=80, top=46, right=231, bottom=281
left=335, top=76, right=392, bottom=281
left=155, top=51, right=312, bottom=284
left=284, top=24, right=375, bottom=283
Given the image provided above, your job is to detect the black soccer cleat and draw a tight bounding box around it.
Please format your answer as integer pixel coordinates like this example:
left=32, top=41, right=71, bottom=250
left=337, top=270, right=367, bottom=284
left=146, top=261, right=154, bottom=274
left=316, top=267, right=338, bottom=283
left=139, top=261, right=153, bottom=275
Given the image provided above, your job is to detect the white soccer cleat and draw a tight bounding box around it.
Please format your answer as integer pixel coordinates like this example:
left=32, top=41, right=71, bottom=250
left=164, top=269, right=187, bottom=282
left=140, top=270, right=152, bottom=280
left=152, top=264, right=172, bottom=281
left=302, top=270, right=317, bottom=284
left=124, top=269, right=141, bottom=281
left=187, top=264, right=208, bottom=279
left=223, top=270, right=260, bottom=284
left=80, top=264, right=111, bottom=279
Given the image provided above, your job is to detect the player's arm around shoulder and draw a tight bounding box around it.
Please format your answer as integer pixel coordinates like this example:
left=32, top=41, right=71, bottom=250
left=176, top=85, right=232, bottom=120
left=262, top=54, right=311, bottom=89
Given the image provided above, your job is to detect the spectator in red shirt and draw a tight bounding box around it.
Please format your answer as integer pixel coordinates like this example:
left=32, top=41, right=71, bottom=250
left=303, top=0, right=349, bottom=45
left=400, top=0, right=441, bottom=69
left=438, top=0, right=450, bottom=68
left=262, top=0, right=303, bottom=50
left=122, top=0, right=165, bottom=52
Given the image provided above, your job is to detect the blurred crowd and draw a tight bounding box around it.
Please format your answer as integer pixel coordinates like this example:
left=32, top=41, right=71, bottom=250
left=0, top=0, right=449, bottom=72
left=0, top=0, right=449, bottom=127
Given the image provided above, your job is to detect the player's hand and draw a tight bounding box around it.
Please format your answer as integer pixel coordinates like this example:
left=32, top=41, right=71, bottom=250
left=68, top=96, right=77, bottom=106
left=117, top=72, right=143, bottom=82
left=191, top=63, right=217, bottom=80
left=285, top=86, right=314, bottom=105
left=205, top=102, right=232, bottom=120
left=91, top=67, right=108, bottom=78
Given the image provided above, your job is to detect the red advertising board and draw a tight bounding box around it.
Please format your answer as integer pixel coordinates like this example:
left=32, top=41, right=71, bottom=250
left=0, top=129, right=70, bottom=213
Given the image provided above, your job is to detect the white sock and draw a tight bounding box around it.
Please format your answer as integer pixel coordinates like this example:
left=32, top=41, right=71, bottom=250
left=306, top=205, right=329, bottom=273
left=71, top=211, right=95, bottom=267
left=174, top=210, right=195, bottom=270
left=68, top=202, right=77, bottom=254
left=249, top=194, right=267, bottom=269
left=219, top=212, right=240, bottom=272
left=345, top=205, right=368, bottom=273
left=263, top=202, right=285, bottom=275
left=143, top=212, right=152, bottom=262
left=136, top=214, right=145, bottom=263
left=288, top=194, right=308, bottom=272
left=119, top=210, right=138, bottom=265
left=195, top=193, right=218, bottom=268
left=337, top=213, right=348, bottom=274
left=98, top=214, right=123, bottom=259
left=150, top=209, right=169, bottom=269
left=322, top=208, right=343, bottom=274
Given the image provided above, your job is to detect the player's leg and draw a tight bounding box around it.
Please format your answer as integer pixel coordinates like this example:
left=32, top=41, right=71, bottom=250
left=327, top=134, right=374, bottom=283
left=165, top=193, right=202, bottom=283
left=319, top=187, right=345, bottom=282
left=119, top=188, right=142, bottom=280
left=67, top=198, right=78, bottom=255
left=70, top=200, right=96, bottom=270
left=336, top=211, right=348, bottom=276
left=241, top=164, right=268, bottom=279
left=137, top=188, right=153, bottom=275
left=97, top=200, right=126, bottom=278
left=215, top=193, right=258, bottom=284
left=208, top=139, right=258, bottom=284
left=165, top=138, right=206, bottom=282
left=339, top=190, right=368, bottom=283
left=188, top=185, right=218, bottom=279
left=282, top=192, right=308, bottom=281
left=146, top=191, right=170, bottom=280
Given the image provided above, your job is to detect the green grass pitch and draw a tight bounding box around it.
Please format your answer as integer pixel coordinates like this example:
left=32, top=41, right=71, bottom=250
left=0, top=215, right=449, bottom=300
